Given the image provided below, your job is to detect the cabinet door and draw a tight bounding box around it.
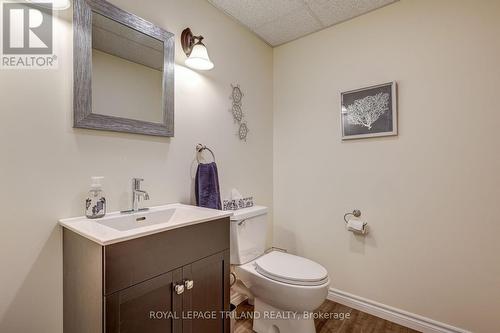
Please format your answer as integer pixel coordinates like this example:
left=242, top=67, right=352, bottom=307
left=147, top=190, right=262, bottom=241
left=182, top=251, right=230, bottom=333
left=105, top=268, right=182, bottom=333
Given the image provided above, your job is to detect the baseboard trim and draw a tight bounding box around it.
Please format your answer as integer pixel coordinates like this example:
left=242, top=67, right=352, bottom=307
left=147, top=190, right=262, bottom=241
left=327, top=288, right=470, bottom=333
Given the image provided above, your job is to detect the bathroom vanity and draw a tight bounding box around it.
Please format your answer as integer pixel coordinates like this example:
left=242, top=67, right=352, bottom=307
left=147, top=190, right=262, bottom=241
left=60, top=204, right=232, bottom=333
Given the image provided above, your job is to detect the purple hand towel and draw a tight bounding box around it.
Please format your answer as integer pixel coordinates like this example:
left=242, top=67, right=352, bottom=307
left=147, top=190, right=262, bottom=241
left=195, top=162, right=222, bottom=210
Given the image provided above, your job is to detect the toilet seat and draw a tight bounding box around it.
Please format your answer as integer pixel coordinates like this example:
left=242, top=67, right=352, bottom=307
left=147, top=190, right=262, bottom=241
left=255, top=251, right=328, bottom=286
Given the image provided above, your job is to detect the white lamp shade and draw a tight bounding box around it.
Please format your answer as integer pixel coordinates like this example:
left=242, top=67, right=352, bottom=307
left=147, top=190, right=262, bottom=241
left=185, top=43, right=214, bottom=71
left=27, top=0, right=71, bottom=10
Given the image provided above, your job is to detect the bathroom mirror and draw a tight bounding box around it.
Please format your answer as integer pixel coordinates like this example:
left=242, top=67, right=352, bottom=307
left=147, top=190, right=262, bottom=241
left=74, top=0, right=174, bottom=137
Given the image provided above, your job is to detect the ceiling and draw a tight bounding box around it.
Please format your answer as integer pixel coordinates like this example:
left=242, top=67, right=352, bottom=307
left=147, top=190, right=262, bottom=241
left=207, top=0, right=398, bottom=46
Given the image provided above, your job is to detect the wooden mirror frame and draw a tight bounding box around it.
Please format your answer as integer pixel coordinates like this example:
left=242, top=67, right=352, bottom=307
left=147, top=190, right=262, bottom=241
left=74, top=0, right=175, bottom=137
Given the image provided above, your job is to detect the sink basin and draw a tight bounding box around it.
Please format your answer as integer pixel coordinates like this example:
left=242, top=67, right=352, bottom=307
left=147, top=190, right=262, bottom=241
left=98, top=208, right=176, bottom=231
left=59, top=203, right=232, bottom=245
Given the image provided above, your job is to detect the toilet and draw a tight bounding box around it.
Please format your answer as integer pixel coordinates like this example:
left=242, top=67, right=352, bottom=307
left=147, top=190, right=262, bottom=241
left=230, top=206, right=330, bottom=333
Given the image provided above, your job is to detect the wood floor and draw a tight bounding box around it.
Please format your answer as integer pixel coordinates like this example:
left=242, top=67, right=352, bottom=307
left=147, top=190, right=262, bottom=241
left=233, top=300, right=420, bottom=333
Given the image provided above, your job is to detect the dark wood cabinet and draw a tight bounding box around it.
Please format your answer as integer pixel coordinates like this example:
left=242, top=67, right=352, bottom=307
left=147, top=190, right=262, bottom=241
left=105, top=270, right=178, bottom=333
left=63, top=218, right=230, bottom=333
left=182, top=252, right=229, bottom=333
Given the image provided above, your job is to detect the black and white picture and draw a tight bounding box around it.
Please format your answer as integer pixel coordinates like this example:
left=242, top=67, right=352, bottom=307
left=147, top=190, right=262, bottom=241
left=341, top=82, right=397, bottom=140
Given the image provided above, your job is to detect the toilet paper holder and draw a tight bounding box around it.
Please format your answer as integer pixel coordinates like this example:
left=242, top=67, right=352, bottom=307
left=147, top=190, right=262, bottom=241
left=344, top=209, right=368, bottom=234
left=343, top=209, right=361, bottom=223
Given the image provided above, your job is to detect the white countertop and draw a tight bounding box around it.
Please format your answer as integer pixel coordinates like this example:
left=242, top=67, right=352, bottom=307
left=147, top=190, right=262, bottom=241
left=59, top=203, right=232, bottom=245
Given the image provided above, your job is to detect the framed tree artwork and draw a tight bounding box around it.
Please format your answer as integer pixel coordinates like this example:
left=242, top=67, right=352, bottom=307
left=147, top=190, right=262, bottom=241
left=340, top=81, right=397, bottom=140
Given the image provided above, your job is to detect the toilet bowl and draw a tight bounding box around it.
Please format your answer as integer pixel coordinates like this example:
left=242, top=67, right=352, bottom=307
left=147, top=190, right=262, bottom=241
left=230, top=206, right=330, bottom=333
left=236, top=251, right=330, bottom=333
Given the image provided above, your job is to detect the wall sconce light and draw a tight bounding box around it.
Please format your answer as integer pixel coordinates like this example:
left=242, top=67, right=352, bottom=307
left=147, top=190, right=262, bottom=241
left=181, top=28, right=214, bottom=71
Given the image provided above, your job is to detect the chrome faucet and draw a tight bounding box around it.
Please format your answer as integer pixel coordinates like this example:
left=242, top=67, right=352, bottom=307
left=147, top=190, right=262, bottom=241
left=131, top=178, right=150, bottom=212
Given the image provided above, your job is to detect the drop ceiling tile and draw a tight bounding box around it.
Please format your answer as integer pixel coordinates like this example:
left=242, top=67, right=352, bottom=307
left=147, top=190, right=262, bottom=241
left=207, top=0, right=399, bottom=46
left=208, top=0, right=304, bottom=29
left=305, top=0, right=397, bottom=27
left=254, top=5, right=323, bottom=46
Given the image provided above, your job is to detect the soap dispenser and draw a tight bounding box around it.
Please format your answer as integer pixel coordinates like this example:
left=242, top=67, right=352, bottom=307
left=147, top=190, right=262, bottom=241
left=86, top=176, right=106, bottom=219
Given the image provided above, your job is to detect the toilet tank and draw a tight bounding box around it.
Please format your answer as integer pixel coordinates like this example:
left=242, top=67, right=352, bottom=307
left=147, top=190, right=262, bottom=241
left=230, top=206, right=268, bottom=265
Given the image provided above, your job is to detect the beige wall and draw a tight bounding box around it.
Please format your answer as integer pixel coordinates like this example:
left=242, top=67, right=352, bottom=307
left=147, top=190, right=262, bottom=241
left=273, top=0, right=500, bottom=332
left=92, top=49, right=163, bottom=123
left=2, top=0, right=500, bottom=331
left=0, top=0, right=273, bottom=331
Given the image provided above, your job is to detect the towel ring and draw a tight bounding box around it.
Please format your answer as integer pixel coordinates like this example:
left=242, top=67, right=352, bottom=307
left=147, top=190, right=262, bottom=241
left=196, top=144, right=216, bottom=164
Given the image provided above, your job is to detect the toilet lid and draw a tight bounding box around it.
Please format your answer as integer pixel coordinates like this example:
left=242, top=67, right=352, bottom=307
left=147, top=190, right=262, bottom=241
left=255, top=251, right=329, bottom=286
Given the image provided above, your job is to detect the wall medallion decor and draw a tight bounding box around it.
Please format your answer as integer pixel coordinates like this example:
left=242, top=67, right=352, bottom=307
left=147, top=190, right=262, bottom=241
left=231, top=84, right=243, bottom=104
left=238, top=122, right=249, bottom=141
left=341, top=81, right=397, bottom=140
left=231, top=104, right=243, bottom=123
left=230, top=83, right=248, bottom=141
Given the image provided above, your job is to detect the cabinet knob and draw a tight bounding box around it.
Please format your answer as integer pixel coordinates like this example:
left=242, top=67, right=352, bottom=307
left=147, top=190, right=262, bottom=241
left=184, top=279, right=194, bottom=290
left=174, top=283, right=185, bottom=295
